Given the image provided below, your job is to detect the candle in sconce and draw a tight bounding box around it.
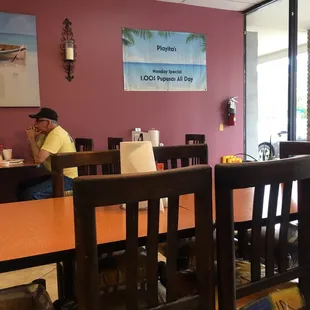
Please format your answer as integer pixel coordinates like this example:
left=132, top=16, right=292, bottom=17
left=65, top=41, right=74, bottom=61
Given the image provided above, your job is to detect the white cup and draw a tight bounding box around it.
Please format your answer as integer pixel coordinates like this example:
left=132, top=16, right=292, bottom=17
left=3, top=149, right=12, bottom=161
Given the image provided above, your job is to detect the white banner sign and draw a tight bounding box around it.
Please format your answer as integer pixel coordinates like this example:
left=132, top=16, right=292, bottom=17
left=122, top=28, right=207, bottom=91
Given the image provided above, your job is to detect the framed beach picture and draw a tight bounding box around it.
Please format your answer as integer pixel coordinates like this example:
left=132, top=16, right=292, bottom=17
left=0, top=12, right=40, bottom=107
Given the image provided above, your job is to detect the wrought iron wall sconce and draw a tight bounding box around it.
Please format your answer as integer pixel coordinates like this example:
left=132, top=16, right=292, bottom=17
left=60, top=18, right=77, bottom=82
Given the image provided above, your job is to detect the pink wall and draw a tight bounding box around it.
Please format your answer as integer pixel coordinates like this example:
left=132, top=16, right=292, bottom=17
left=0, top=0, right=244, bottom=167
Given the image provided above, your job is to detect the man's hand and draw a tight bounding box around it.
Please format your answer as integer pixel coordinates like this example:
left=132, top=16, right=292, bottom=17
left=26, top=126, right=40, bottom=141
left=26, top=126, right=50, bottom=164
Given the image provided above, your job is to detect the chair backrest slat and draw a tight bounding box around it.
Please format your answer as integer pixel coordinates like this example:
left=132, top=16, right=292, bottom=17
left=75, top=138, right=94, bottom=152
left=195, top=182, right=215, bottom=309
left=215, top=156, right=310, bottom=310
left=75, top=138, right=96, bottom=176
left=73, top=165, right=214, bottom=310
left=278, top=181, right=293, bottom=273
left=126, top=202, right=139, bottom=310
left=250, top=185, right=265, bottom=282
left=265, top=183, right=279, bottom=277
left=214, top=184, right=236, bottom=307
left=297, top=178, right=310, bottom=301
left=180, top=157, right=189, bottom=167
left=146, top=199, right=160, bottom=308
left=107, top=137, right=123, bottom=174
left=185, top=134, right=205, bottom=145
left=166, top=196, right=179, bottom=303
left=74, top=195, right=100, bottom=310
left=170, top=158, right=177, bottom=169
left=107, top=137, right=123, bottom=150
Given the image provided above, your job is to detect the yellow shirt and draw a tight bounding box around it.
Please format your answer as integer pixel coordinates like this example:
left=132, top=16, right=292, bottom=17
left=37, top=126, right=78, bottom=179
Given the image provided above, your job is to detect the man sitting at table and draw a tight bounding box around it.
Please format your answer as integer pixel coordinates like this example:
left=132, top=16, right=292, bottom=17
left=17, top=107, right=78, bottom=200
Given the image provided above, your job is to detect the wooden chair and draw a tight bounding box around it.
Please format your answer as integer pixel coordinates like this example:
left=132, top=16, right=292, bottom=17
left=51, top=149, right=121, bottom=301
left=75, top=138, right=94, bottom=151
left=278, top=141, right=310, bottom=269
left=154, top=144, right=208, bottom=169
left=107, top=137, right=123, bottom=150
left=185, top=135, right=206, bottom=165
left=51, top=145, right=208, bottom=197
left=73, top=165, right=215, bottom=310
left=51, top=150, right=120, bottom=197
left=153, top=144, right=208, bottom=265
left=280, top=141, right=310, bottom=158
left=107, top=138, right=123, bottom=174
left=185, top=134, right=205, bottom=145
left=75, top=138, right=96, bottom=176
left=215, top=156, right=310, bottom=309
left=51, top=145, right=208, bottom=301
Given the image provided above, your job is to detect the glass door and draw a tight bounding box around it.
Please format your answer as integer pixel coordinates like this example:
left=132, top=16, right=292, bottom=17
left=245, top=0, right=289, bottom=160
left=297, top=0, right=309, bottom=141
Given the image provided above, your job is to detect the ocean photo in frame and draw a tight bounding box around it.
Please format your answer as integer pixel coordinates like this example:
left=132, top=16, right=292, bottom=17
left=122, top=28, right=207, bottom=91
left=0, top=12, right=40, bottom=107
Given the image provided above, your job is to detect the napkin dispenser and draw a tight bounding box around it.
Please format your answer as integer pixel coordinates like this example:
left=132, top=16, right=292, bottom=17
left=131, top=130, right=151, bottom=142
left=131, top=128, right=160, bottom=147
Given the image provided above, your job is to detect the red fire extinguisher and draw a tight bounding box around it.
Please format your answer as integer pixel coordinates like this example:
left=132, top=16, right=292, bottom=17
left=227, top=97, right=237, bottom=126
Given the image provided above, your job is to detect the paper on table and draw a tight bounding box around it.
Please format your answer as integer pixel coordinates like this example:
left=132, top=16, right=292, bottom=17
left=120, top=141, right=164, bottom=211
left=121, top=141, right=156, bottom=173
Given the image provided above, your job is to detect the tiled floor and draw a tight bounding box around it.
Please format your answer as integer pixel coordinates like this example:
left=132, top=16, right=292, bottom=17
left=0, top=264, right=58, bottom=301
left=0, top=253, right=166, bottom=303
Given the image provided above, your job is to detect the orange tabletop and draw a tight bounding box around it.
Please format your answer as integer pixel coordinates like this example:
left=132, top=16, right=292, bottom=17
left=0, top=197, right=195, bottom=267
left=0, top=185, right=297, bottom=271
left=180, top=183, right=298, bottom=222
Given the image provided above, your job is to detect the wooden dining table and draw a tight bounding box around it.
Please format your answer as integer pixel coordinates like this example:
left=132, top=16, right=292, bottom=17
left=182, top=183, right=298, bottom=222
left=0, top=161, right=44, bottom=203
left=0, top=183, right=298, bottom=273
left=0, top=196, right=195, bottom=273
left=0, top=162, right=40, bottom=169
left=0, top=184, right=298, bottom=302
left=0, top=184, right=297, bottom=300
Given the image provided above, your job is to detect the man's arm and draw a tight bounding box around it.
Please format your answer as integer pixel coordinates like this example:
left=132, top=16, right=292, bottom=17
left=28, top=137, right=51, bottom=164
left=26, top=127, right=51, bottom=164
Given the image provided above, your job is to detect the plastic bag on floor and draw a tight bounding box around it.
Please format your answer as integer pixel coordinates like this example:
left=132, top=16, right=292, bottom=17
left=0, top=282, right=54, bottom=310
left=240, top=284, right=304, bottom=310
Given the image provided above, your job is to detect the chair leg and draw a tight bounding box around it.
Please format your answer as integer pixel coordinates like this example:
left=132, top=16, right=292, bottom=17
left=56, top=260, right=76, bottom=304
left=63, top=260, right=75, bottom=301
left=57, top=262, right=65, bottom=302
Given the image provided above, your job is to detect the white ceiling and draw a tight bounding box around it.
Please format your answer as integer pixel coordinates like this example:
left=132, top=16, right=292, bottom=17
left=157, top=0, right=264, bottom=11
left=158, top=0, right=310, bottom=57
left=247, top=0, right=310, bottom=31
left=247, top=0, right=310, bottom=56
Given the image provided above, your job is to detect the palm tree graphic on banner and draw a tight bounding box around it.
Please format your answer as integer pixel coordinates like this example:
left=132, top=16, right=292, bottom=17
left=122, top=28, right=206, bottom=52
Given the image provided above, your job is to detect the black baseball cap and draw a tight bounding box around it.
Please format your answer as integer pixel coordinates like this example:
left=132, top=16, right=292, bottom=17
left=29, top=107, right=58, bottom=121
